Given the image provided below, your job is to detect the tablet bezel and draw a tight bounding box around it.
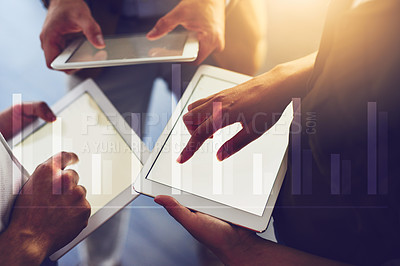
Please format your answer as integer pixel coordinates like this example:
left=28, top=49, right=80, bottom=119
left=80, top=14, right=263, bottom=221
left=134, top=65, right=290, bottom=232
left=51, top=32, right=199, bottom=70
left=10, top=79, right=150, bottom=260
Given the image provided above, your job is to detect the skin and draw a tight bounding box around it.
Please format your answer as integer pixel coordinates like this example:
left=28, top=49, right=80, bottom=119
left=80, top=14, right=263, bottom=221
left=0, top=104, right=90, bottom=265
left=155, top=195, right=350, bottom=265
left=40, top=0, right=105, bottom=72
left=146, top=0, right=226, bottom=64
left=177, top=52, right=318, bottom=163
left=0, top=152, right=90, bottom=265
left=0, top=101, right=56, bottom=141
left=162, top=53, right=354, bottom=264
left=40, top=0, right=226, bottom=72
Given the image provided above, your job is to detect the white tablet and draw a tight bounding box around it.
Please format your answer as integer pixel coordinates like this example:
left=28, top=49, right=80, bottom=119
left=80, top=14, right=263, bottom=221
left=10, top=79, right=149, bottom=260
left=51, top=31, right=199, bottom=70
left=134, top=65, right=293, bottom=232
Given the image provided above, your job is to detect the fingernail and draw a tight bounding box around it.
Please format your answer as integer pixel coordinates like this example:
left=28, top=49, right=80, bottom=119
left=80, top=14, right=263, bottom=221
left=48, top=113, right=57, bottom=121
left=147, top=28, right=157, bottom=38
left=176, top=154, right=183, bottom=164
left=96, top=34, right=105, bottom=46
left=217, top=149, right=229, bottom=161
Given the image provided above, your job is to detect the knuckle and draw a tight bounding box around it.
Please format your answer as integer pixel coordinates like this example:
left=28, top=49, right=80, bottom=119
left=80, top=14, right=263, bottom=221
left=183, top=113, right=193, bottom=123
left=36, top=163, right=53, bottom=175
left=60, top=151, right=71, bottom=162
left=85, top=20, right=99, bottom=34
left=38, top=101, right=48, bottom=111
left=84, top=200, right=91, bottom=211
left=214, top=95, right=224, bottom=103
left=81, top=200, right=91, bottom=219
left=72, top=186, right=86, bottom=200
left=60, top=151, right=70, bottom=158
left=157, top=17, right=169, bottom=28
left=12, top=104, right=22, bottom=114
left=63, top=169, right=78, bottom=181
left=62, top=173, right=74, bottom=185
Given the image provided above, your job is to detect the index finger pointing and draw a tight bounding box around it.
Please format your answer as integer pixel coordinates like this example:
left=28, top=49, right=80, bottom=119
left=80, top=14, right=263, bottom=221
left=177, top=117, right=216, bottom=164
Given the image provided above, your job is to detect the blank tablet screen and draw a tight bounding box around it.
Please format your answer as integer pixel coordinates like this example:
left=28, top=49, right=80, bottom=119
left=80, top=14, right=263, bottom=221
left=13, top=93, right=142, bottom=215
left=67, top=32, right=187, bottom=63
left=146, top=75, right=293, bottom=216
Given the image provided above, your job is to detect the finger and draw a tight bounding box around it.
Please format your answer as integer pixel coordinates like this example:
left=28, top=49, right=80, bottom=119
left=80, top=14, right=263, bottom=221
left=62, top=169, right=79, bottom=185
left=193, top=40, right=214, bottom=65
left=42, top=38, right=63, bottom=69
left=188, top=96, right=213, bottom=111
left=21, top=102, right=56, bottom=122
left=147, top=12, right=181, bottom=40
left=78, top=185, right=87, bottom=196
left=40, top=28, right=67, bottom=69
left=183, top=109, right=211, bottom=127
left=61, top=169, right=79, bottom=192
left=177, top=117, right=217, bottom=164
left=77, top=16, right=105, bottom=48
left=154, top=195, right=197, bottom=230
left=216, top=128, right=260, bottom=161
left=185, top=124, right=197, bottom=135
left=71, top=185, right=87, bottom=200
left=46, top=152, right=79, bottom=171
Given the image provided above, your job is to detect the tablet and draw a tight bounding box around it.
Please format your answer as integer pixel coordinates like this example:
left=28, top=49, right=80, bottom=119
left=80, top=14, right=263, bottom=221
left=51, top=31, right=199, bottom=70
left=0, top=133, right=30, bottom=233
left=134, top=65, right=293, bottom=232
left=10, top=79, right=149, bottom=260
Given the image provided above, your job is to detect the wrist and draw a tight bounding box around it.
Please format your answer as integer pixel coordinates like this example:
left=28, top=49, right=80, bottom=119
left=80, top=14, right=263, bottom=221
left=0, top=225, right=50, bottom=265
left=260, top=53, right=317, bottom=104
left=215, top=233, right=259, bottom=266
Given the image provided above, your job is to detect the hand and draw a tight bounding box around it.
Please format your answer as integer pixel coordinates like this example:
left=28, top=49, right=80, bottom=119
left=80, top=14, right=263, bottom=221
left=177, top=53, right=318, bottom=163
left=40, top=0, right=105, bottom=72
left=0, top=102, right=56, bottom=141
left=2, top=152, right=90, bottom=264
left=155, top=195, right=256, bottom=264
left=177, top=73, right=288, bottom=164
left=156, top=196, right=346, bottom=265
left=147, top=0, right=226, bottom=64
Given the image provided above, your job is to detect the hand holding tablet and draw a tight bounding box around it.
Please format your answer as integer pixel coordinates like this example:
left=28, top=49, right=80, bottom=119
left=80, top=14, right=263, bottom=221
left=11, top=80, right=147, bottom=260
left=41, top=0, right=226, bottom=71
left=134, top=65, right=293, bottom=232
left=51, top=31, right=199, bottom=70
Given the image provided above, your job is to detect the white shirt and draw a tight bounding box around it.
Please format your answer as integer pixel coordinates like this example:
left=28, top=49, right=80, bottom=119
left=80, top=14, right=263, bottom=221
left=0, top=134, right=26, bottom=233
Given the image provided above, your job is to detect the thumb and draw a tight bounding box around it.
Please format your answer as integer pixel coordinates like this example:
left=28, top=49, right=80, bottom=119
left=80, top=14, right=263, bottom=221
left=217, top=128, right=260, bottom=161
left=77, top=16, right=105, bottom=48
left=147, top=12, right=180, bottom=40
left=155, top=195, right=196, bottom=230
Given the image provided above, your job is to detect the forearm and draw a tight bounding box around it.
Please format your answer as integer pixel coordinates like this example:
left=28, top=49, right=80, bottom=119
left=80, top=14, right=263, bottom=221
left=0, top=226, right=48, bottom=265
left=219, top=235, right=350, bottom=266
left=264, top=52, right=317, bottom=103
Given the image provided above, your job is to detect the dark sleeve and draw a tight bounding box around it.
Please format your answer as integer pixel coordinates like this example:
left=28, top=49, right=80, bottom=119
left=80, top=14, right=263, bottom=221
left=41, top=0, right=49, bottom=8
